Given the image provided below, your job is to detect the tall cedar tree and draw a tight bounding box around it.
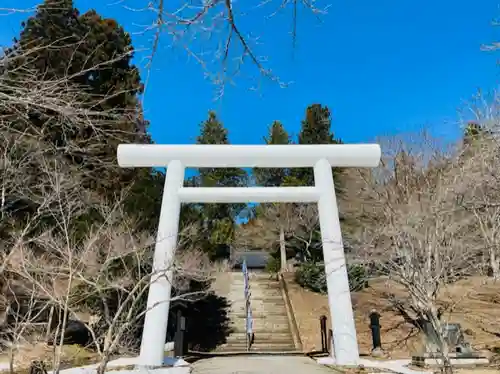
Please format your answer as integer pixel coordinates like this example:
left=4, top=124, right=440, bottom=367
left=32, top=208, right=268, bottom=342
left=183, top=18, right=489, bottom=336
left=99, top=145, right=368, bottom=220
left=254, top=121, right=292, bottom=187
left=285, top=104, right=345, bottom=262
left=291, top=104, right=344, bottom=188
left=5, top=0, right=162, bottom=232
left=253, top=121, right=292, bottom=270
left=196, top=111, right=247, bottom=259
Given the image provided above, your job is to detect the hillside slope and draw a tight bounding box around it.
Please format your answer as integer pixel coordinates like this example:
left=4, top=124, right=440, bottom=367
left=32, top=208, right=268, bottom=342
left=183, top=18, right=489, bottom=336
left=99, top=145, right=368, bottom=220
left=284, top=274, right=500, bottom=359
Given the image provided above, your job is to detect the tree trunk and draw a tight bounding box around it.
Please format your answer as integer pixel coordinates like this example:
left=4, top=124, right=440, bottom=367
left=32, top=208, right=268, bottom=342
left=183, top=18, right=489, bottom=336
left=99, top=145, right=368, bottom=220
left=279, top=226, right=287, bottom=272
left=490, top=249, right=499, bottom=279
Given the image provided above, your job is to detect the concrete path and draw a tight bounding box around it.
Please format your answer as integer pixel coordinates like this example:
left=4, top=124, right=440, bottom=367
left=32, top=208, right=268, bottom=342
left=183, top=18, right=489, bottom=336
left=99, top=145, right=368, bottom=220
left=190, top=355, right=335, bottom=374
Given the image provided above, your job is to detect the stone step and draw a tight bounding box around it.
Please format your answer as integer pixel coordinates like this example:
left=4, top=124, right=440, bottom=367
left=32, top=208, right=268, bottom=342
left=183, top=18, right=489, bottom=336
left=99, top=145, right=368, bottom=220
left=233, top=311, right=289, bottom=318
left=231, top=307, right=286, bottom=314
left=228, top=327, right=291, bottom=334
left=225, top=332, right=293, bottom=342
left=231, top=298, right=285, bottom=305
left=228, top=296, right=283, bottom=303
left=242, top=295, right=284, bottom=300
left=230, top=281, right=279, bottom=285
left=215, top=343, right=297, bottom=352
left=223, top=341, right=295, bottom=349
left=231, top=305, right=286, bottom=312
left=229, top=320, right=290, bottom=330
left=230, top=328, right=291, bottom=335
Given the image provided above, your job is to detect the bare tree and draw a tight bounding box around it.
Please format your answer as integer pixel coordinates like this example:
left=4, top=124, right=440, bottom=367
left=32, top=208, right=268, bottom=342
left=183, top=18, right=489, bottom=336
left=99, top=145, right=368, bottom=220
left=457, top=138, right=500, bottom=278
left=1, top=0, right=331, bottom=97
left=0, top=42, right=213, bottom=373
left=235, top=203, right=319, bottom=272
left=457, top=92, right=500, bottom=279
left=129, top=0, right=330, bottom=95
left=0, top=283, right=52, bottom=374
left=344, top=131, right=484, bottom=372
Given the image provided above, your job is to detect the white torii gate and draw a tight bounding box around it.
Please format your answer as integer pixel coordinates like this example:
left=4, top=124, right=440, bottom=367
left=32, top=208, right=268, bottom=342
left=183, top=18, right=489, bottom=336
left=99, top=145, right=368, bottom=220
left=117, top=143, right=381, bottom=367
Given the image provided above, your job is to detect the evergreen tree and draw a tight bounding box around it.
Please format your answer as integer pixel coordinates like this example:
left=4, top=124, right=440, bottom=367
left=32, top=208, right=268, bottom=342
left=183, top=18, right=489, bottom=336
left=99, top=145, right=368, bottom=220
left=254, top=121, right=292, bottom=187
left=252, top=121, right=293, bottom=270
left=4, top=0, right=156, bottom=228
left=195, top=111, right=247, bottom=260
left=283, top=104, right=346, bottom=263
left=291, top=104, right=344, bottom=187
left=11, top=0, right=142, bottom=110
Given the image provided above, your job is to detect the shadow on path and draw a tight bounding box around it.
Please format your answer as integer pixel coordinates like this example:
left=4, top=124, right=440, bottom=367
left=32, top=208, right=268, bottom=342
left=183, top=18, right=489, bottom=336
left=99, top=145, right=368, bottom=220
left=185, top=292, right=232, bottom=352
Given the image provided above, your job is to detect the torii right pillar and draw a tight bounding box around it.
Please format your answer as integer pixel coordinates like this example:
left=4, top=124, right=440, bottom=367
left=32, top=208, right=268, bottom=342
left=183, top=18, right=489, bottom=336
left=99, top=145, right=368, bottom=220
left=314, top=158, right=359, bottom=365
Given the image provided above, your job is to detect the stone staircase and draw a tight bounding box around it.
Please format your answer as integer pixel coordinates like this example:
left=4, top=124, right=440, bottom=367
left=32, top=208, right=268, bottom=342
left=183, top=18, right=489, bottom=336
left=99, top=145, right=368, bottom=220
left=212, top=270, right=297, bottom=352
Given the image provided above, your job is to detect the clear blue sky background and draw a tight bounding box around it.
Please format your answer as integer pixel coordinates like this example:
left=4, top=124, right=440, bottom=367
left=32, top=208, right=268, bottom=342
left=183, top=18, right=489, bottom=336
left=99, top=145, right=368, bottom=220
left=1, top=0, right=499, bottom=146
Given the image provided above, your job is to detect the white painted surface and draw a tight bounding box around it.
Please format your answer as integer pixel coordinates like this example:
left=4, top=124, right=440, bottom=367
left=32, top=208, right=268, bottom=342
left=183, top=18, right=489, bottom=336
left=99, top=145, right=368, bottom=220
left=164, top=341, right=175, bottom=352
left=117, top=144, right=381, bottom=168
left=314, top=159, right=359, bottom=365
left=178, top=187, right=320, bottom=203
left=117, top=143, right=382, bottom=367
left=139, top=160, right=184, bottom=367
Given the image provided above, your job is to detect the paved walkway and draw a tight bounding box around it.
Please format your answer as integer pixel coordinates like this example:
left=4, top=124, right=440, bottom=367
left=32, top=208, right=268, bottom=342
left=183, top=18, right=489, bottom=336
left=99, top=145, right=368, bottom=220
left=190, top=356, right=336, bottom=374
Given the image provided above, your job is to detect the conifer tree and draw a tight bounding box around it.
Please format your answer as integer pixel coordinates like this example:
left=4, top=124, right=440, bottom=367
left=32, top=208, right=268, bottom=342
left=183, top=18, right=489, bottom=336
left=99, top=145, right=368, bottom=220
left=195, top=111, right=247, bottom=259
left=3, top=0, right=159, bottom=233
left=254, top=121, right=291, bottom=187
left=253, top=121, right=293, bottom=270
left=291, top=104, right=344, bottom=188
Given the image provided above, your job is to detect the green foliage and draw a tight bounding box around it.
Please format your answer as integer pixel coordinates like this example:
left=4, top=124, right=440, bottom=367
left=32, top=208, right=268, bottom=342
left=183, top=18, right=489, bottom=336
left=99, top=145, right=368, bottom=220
left=463, top=121, right=491, bottom=146
left=295, top=262, right=327, bottom=293
left=295, top=262, right=369, bottom=294
left=12, top=1, right=142, bottom=110
left=254, top=121, right=292, bottom=187
left=290, top=104, right=344, bottom=188
left=0, top=1, right=171, bottom=351
left=2, top=0, right=160, bottom=237
left=195, top=111, right=248, bottom=260
left=265, top=255, right=281, bottom=274
left=347, top=264, right=369, bottom=291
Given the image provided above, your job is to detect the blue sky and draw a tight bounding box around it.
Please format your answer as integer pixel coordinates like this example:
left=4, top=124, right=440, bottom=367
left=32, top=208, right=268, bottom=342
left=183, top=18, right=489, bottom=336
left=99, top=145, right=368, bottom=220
left=1, top=0, right=499, bottom=147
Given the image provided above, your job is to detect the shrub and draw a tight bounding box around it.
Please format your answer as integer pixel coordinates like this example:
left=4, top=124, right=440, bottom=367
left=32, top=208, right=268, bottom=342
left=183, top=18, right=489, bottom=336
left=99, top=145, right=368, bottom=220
left=295, top=262, right=368, bottom=293
left=294, top=262, right=327, bottom=293
left=265, top=256, right=281, bottom=274
left=347, top=263, right=369, bottom=291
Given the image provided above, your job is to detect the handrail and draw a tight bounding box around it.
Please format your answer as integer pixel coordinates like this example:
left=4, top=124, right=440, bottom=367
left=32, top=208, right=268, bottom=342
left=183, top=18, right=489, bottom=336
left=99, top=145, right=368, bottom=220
left=242, top=259, right=253, bottom=351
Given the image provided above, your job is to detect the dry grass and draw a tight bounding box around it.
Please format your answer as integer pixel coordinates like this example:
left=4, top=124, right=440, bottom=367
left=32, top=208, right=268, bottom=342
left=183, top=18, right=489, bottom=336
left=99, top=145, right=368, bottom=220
left=284, top=274, right=500, bottom=360
left=0, top=343, right=99, bottom=372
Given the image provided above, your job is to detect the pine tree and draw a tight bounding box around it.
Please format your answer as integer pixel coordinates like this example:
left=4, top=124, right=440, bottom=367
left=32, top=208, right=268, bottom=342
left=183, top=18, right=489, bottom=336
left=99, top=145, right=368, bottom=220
left=195, top=111, right=247, bottom=260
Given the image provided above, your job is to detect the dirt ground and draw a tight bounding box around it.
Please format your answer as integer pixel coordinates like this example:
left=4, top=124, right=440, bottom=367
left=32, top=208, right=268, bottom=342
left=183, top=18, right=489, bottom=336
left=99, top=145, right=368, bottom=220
left=283, top=274, right=500, bottom=361
left=0, top=343, right=99, bottom=372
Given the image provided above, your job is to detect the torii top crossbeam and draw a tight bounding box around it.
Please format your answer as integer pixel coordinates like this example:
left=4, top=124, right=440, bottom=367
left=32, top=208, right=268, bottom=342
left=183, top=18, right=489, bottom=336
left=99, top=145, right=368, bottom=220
left=117, top=144, right=381, bottom=168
